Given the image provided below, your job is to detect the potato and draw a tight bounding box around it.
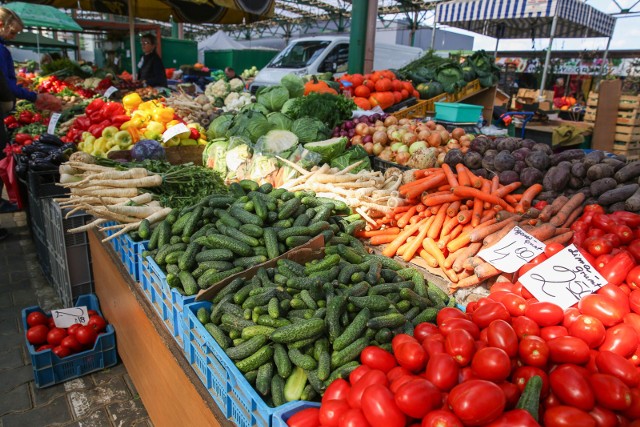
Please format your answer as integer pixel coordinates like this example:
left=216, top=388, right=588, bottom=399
left=590, top=177, right=617, bottom=197
left=586, top=164, right=615, bottom=181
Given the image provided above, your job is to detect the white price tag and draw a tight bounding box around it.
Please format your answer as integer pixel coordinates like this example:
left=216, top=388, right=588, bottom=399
left=47, top=112, right=61, bottom=135
left=162, top=123, right=189, bottom=142
left=519, top=244, right=608, bottom=310
left=477, top=226, right=545, bottom=273
left=104, top=86, right=118, bottom=99
left=51, top=306, right=89, bottom=328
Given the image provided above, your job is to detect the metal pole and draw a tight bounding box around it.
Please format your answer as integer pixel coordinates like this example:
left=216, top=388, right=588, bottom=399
left=128, top=0, right=137, bottom=80
left=348, top=0, right=368, bottom=74
left=430, top=4, right=438, bottom=50
left=539, top=13, right=558, bottom=101
left=364, top=0, right=377, bottom=74
left=597, top=35, right=613, bottom=84
left=494, top=38, right=499, bottom=57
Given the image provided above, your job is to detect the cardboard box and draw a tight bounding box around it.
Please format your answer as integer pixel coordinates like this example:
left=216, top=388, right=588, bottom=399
left=516, top=89, right=554, bottom=104
left=538, top=101, right=553, bottom=111
left=195, top=234, right=325, bottom=301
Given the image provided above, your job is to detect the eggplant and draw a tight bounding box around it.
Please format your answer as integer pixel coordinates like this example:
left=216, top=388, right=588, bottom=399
left=37, top=133, right=64, bottom=147
left=28, top=159, right=58, bottom=171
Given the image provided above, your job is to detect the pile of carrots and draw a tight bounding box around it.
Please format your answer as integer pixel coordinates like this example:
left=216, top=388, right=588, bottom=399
left=355, top=164, right=585, bottom=293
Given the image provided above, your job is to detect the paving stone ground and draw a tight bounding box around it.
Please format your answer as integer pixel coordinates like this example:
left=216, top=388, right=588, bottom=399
left=0, top=209, right=153, bottom=427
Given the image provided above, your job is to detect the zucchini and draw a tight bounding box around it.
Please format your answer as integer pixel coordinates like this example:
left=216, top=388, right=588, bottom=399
left=226, top=335, right=269, bottom=360
left=516, top=375, right=542, bottom=422
left=271, top=318, right=326, bottom=344
left=333, top=308, right=370, bottom=351
left=283, top=366, right=307, bottom=402
left=236, top=345, right=274, bottom=373
left=331, top=336, right=369, bottom=369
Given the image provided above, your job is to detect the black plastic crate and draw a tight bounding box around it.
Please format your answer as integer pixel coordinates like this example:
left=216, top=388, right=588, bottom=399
left=28, top=192, right=46, bottom=240
left=369, top=156, right=410, bottom=174
left=32, top=222, right=52, bottom=283
left=28, top=169, right=69, bottom=199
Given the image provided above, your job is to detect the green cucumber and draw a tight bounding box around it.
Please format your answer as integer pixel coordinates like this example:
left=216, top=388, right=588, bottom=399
left=241, top=325, right=275, bottom=340
left=213, top=277, right=245, bottom=304
left=326, top=295, right=347, bottom=343
left=288, top=348, right=317, bottom=370
left=225, top=335, right=269, bottom=360
left=195, top=249, right=234, bottom=262
left=367, top=313, right=407, bottom=329
left=239, top=223, right=263, bottom=238
left=283, top=366, right=307, bottom=402
left=271, top=375, right=286, bottom=406
left=331, top=337, right=369, bottom=369
left=197, top=267, right=243, bottom=289
left=270, top=318, right=325, bottom=344
left=411, top=307, right=439, bottom=325
left=164, top=250, right=185, bottom=265
left=205, top=323, right=232, bottom=349
left=233, top=255, right=268, bottom=268
left=304, top=254, right=341, bottom=275
left=263, top=228, right=280, bottom=259
left=516, top=375, right=542, bottom=422
left=178, top=242, right=201, bottom=271
left=236, top=345, right=274, bottom=373
left=399, top=288, right=433, bottom=309
left=316, top=349, right=331, bottom=381
left=178, top=271, right=198, bottom=295
left=349, top=295, right=390, bottom=312
left=326, top=361, right=360, bottom=384
left=273, top=343, right=292, bottom=378
left=333, top=308, right=370, bottom=351
left=229, top=205, right=263, bottom=227
left=256, top=362, right=273, bottom=396
left=195, top=234, right=253, bottom=257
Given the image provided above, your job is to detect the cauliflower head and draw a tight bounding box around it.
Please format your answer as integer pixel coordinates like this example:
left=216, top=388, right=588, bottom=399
left=229, top=78, right=244, bottom=92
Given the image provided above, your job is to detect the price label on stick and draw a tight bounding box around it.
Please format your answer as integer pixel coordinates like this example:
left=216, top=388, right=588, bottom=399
left=162, top=123, right=189, bottom=143
left=104, top=86, right=118, bottom=99
left=47, top=112, right=61, bottom=135
left=477, top=226, right=545, bottom=273
left=51, top=306, right=89, bottom=328
left=519, top=244, right=608, bottom=310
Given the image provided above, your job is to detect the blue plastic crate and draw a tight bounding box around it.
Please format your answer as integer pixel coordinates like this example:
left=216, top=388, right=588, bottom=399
left=434, top=102, right=483, bottom=123
left=136, top=241, right=149, bottom=286
left=21, top=294, right=118, bottom=388
left=121, top=234, right=148, bottom=282
left=272, top=402, right=321, bottom=427
left=101, top=221, right=120, bottom=252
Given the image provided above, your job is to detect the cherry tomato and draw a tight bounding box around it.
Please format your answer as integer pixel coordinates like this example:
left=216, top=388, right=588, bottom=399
left=596, top=351, right=640, bottom=387
left=413, top=322, right=439, bottom=343
left=501, top=293, right=527, bottom=317
left=512, top=316, right=540, bottom=339
left=74, top=325, right=97, bottom=346
left=361, top=384, right=406, bottom=427
left=421, top=410, right=463, bottom=427
left=540, top=326, right=569, bottom=341
left=26, top=311, right=49, bottom=327
left=550, top=364, right=595, bottom=410
left=445, top=329, right=475, bottom=367
left=323, top=379, right=351, bottom=404
left=424, top=353, right=459, bottom=392
left=394, top=378, right=442, bottom=418
left=439, top=318, right=480, bottom=339
left=360, top=346, right=397, bottom=373
left=525, top=302, right=564, bottom=327
left=543, top=405, right=596, bottom=427
left=26, top=324, right=49, bottom=346
left=579, top=294, right=625, bottom=327
left=348, top=370, right=388, bottom=409
left=589, top=373, right=632, bottom=411
left=320, top=400, right=351, bottom=427
left=589, top=406, right=619, bottom=427
left=512, top=366, right=550, bottom=397
left=470, top=347, right=511, bottom=382
left=436, top=307, right=468, bottom=326
left=338, top=409, right=369, bottom=427
left=483, top=409, right=540, bottom=427
left=471, top=302, right=510, bottom=329
left=547, top=336, right=591, bottom=365
left=52, top=345, right=71, bottom=359
left=288, top=407, right=320, bottom=427
left=568, top=315, right=606, bottom=348
left=88, top=315, right=107, bottom=333
left=349, top=365, right=371, bottom=386
left=46, top=327, right=68, bottom=346
left=518, top=335, right=550, bottom=368
left=486, top=319, right=518, bottom=357
left=599, top=324, right=639, bottom=358
left=447, top=380, right=506, bottom=426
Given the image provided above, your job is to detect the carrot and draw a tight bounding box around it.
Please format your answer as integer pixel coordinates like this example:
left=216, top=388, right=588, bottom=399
left=528, top=223, right=557, bottom=242
left=449, top=223, right=464, bottom=240
left=561, top=206, right=584, bottom=228
left=468, top=217, right=513, bottom=243
left=457, top=269, right=473, bottom=281
left=516, top=183, right=543, bottom=213
left=421, top=193, right=461, bottom=207
left=463, top=256, right=485, bottom=272
left=441, top=215, right=459, bottom=237
left=427, top=203, right=449, bottom=240
left=543, top=231, right=574, bottom=246
left=392, top=205, right=414, bottom=214
left=452, top=186, right=513, bottom=211
left=524, top=208, right=541, bottom=219
left=457, top=209, right=472, bottom=225
left=480, top=209, right=497, bottom=223
left=459, top=205, right=469, bottom=211
left=465, top=168, right=483, bottom=189
left=465, top=199, right=474, bottom=208
left=397, top=238, right=413, bottom=257
left=418, top=249, right=439, bottom=268
left=438, top=233, right=453, bottom=250
left=441, top=164, right=459, bottom=187
left=550, top=193, right=585, bottom=227
left=422, top=236, right=446, bottom=267
left=382, top=218, right=428, bottom=257
left=505, top=194, right=519, bottom=205
left=539, top=196, right=568, bottom=222
left=409, top=216, right=420, bottom=225
left=444, top=250, right=461, bottom=269
left=401, top=172, right=448, bottom=199
left=356, top=227, right=400, bottom=238
left=415, top=204, right=426, bottom=213
left=402, top=216, right=433, bottom=262
left=472, top=198, right=484, bottom=227
left=452, top=274, right=482, bottom=290
left=444, top=268, right=459, bottom=284
left=495, top=210, right=517, bottom=221
left=370, top=234, right=400, bottom=245
left=447, top=201, right=461, bottom=217
left=437, top=184, right=452, bottom=192
left=475, top=263, right=501, bottom=280
left=482, top=221, right=518, bottom=248
left=397, top=206, right=417, bottom=228
left=455, top=163, right=471, bottom=187
left=452, top=242, right=482, bottom=272
left=554, top=227, right=570, bottom=236
left=491, top=176, right=500, bottom=194
left=447, top=231, right=472, bottom=253
left=491, top=182, right=522, bottom=199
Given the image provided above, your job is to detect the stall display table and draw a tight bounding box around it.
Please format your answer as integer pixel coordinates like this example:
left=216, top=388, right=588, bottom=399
left=88, top=230, right=232, bottom=427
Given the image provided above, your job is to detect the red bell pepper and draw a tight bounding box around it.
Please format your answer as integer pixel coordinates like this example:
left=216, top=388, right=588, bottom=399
left=103, top=102, right=125, bottom=117
left=111, top=114, right=131, bottom=128
left=189, top=128, right=200, bottom=140
left=31, top=113, right=42, bottom=123
left=89, top=119, right=112, bottom=139
left=628, top=240, right=640, bottom=263
left=627, top=266, right=640, bottom=290
left=11, top=145, right=22, bottom=154
left=7, top=122, right=18, bottom=129
left=592, top=213, right=618, bottom=234
left=610, top=211, right=640, bottom=228
left=599, top=251, right=636, bottom=286
left=18, top=111, right=33, bottom=124
left=3, top=115, right=16, bottom=125
left=74, top=115, right=91, bottom=131
left=14, top=133, right=32, bottom=144
left=89, top=110, right=105, bottom=125
left=86, top=98, right=105, bottom=115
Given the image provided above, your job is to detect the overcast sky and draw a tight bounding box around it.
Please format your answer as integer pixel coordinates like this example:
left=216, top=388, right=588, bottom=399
left=440, top=0, right=640, bottom=52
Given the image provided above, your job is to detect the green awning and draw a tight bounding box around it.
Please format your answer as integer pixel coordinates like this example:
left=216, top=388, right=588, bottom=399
left=4, top=2, right=82, bottom=31
left=5, top=31, right=76, bottom=49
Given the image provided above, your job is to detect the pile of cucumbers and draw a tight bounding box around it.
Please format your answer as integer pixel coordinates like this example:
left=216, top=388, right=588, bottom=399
left=140, top=179, right=364, bottom=295
left=194, top=239, right=455, bottom=407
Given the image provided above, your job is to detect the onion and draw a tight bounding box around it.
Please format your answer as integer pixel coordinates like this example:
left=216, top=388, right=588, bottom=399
left=351, top=135, right=363, bottom=145
left=461, top=139, right=471, bottom=148
left=355, top=123, right=369, bottom=136
left=402, top=132, right=417, bottom=145
left=452, top=128, right=466, bottom=140
left=332, top=130, right=339, bottom=137
left=340, top=130, right=348, bottom=137
left=460, top=146, right=469, bottom=154
left=437, top=152, right=446, bottom=165
left=396, top=151, right=410, bottom=165
left=363, top=135, right=373, bottom=144
left=348, top=129, right=356, bottom=138
left=399, top=118, right=411, bottom=126
left=440, top=130, right=450, bottom=142
left=384, top=116, right=399, bottom=126
left=375, top=120, right=384, bottom=127
left=435, top=124, right=445, bottom=131
left=418, top=130, right=431, bottom=141
left=391, top=142, right=405, bottom=152
left=345, top=121, right=355, bottom=130
left=427, top=133, right=442, bottom=147
left=447, top=141, right=461, bottom=150
left=426, top=120, right=437, bottom=130
left=363, top=142, right=374, bottom=154
left=373, top=142, right=384, bottom=155
left=390, top=130, right=403, bottom=142
left=373, top=130, right=388, bottom=145
left=371, top=114, right=381, bottom=121
left=353, top=117, right=361, bottom=124
left=409, top=140, right=427, bottom=154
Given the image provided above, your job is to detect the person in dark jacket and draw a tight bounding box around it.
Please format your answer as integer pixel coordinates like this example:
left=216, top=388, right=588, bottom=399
left=0, top=67, right=16, bottom=236
left=138, top=34, right=167, bottom=88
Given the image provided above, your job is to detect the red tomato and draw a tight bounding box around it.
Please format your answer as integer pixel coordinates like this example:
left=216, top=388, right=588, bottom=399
left=386, top=366, right=411, bottom=383
left=568, top=315, right=606, bottom=348
left=540, top=326, right=569, bottom=341
left=550, top=364, right=595, bottom=411
left=26, top=311, right=49, bottom=327
left=338, top=409, right=369, bottom=427
left=630, top=290, right=640, bottom=314
left=348, top=370, right=388, bottom=409
left=394, top=378, right=442, bottom=418
left=391, top=334, right=416, bottom=353
left=320, top=400, right=351, bottom=427
left=599, top=324, right=638, bottom=357
left=486, top=320, right=519, bottom=357
left=525, top=302, right=564, bottom=327
left=88, top=309, right=99, bottom=317
left=512, top=316, right=540, bottom=339
left=470, top=347, right=511, bottom=382
left=512, top=366, right=550, bottom=397
left=37, top=344, right=55, bottom=352
left=483, top=409, right=540, bottom=427
left=74, top=325, right=97, bottom=346
left=562, top=307, right=582, bottom=329
left=589, top=406, right=620, bottom=427
left=421, top=410, right=463, bottom=427
left=490, top=282, right=516, bottom=294
left=424, top=353, right=459, bottom=391
left=52, top=345, right=71, bottom=359
left=323, top=379, right=351, bottom=404
left=457, top=366, right=476, bottom=383
left=547, top=336, right=591, bottom=365
left=589, top=373, right=632, bottom=411
left=67, top=323, right=81, bottom=336
left=596, top=351, right=640, bottom=387
left=447, top=380, right=506, bottom=426
left=88, top=315, right=107, bottom=333
left=597, top=284, right=630, bottom=315
left=501, top=293, right=527, bottom=317
left=444, top=329, right=475, bottom=367
left=395, top=341, right=427, bottom=372
left=439, top=318, right=480, bottom=339
left=26, top=324, right=49, bottom=346
left=623, top=388, right=640, bottom=419
left=470, top=302, right=510, bottom=329
left=360, top=347, right=397, bottom=373
left=288, top=407, right=320, bottom=427
left=436, top=307, right=468, bottom=326
left=46, top=327, right=67, bottom=346
left=624, top=313, right=640, bottom=336
left=543, top=406, right=596, bottom=427
left=497, top=382, right=521, bottom=409
left=47, top=317, right=56, bottom=329
left=518, top=335, right=550, bottom=368
left=413, top=322, right=439, bottom=342
left=60, top=335, right=83, bottom=353
left=361, top=384, right=406, bottom=427
left=579, top=294, right=625, bottom=327
left=422, top=335, right=446, bottom=357
left=390, top=375, right=418, bottom=393
left=545, top=242, right=565, bottom=258
left=349, top=365, right=371, bottom=385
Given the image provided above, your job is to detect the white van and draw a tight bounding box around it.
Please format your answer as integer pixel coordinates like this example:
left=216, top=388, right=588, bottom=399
left=249, top=36, right=423, bottom=94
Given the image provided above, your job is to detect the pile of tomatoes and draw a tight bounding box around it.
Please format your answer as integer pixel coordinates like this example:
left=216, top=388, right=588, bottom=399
left=339, top=71, right=418, bottom=111
left=25, top=310, right=108, bottom=359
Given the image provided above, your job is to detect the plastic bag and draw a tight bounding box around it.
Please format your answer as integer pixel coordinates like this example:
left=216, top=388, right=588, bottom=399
left=279, top=146, right=322, bottom=184
left=0, top=146, right=21, bottom=207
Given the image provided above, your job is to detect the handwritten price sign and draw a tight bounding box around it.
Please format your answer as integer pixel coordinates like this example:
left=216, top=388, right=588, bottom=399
left=477, top=226, right=545, bottom=273
left=51, top=306, right=89, bottom=328
left=519, top=244, right=607, bottom=310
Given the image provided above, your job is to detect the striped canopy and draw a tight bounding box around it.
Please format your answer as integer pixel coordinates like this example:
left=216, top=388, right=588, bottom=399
left=436, top=0, right=616, bottom=39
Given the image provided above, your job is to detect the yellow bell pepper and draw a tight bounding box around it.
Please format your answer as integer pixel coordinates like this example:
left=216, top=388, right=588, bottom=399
left=152, top=107, right=175, bottom=124
left=122, top=93, right=143, bottom=113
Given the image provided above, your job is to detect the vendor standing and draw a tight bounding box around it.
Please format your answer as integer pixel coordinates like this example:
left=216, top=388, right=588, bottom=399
left=138, top=33, right=167, bottom=88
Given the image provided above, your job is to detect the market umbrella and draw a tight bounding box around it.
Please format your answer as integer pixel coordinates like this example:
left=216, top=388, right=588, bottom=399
left=5, top=31, right=76, bottom=50
left=4, top=2, right=82, bottom=31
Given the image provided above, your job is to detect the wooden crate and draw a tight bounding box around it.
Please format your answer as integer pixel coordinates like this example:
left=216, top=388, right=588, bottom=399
left=614, top=125, right=640, bottom=143
left=613, top=148, right=640, bottom=161
left=618, top=95, right=640, bottom=110
left=392, top=99, right=429, bottom=119
left=614, top=140, right=639, bottom=151
left=616, top=109, right=640, bottom=126
left=584, top=106, right=598, bottom=123
left=587, top=92, right=599, bottom=107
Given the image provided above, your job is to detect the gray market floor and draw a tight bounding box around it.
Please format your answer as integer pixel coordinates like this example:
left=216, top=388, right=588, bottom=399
left=0, top=209, right=153, bottom=427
